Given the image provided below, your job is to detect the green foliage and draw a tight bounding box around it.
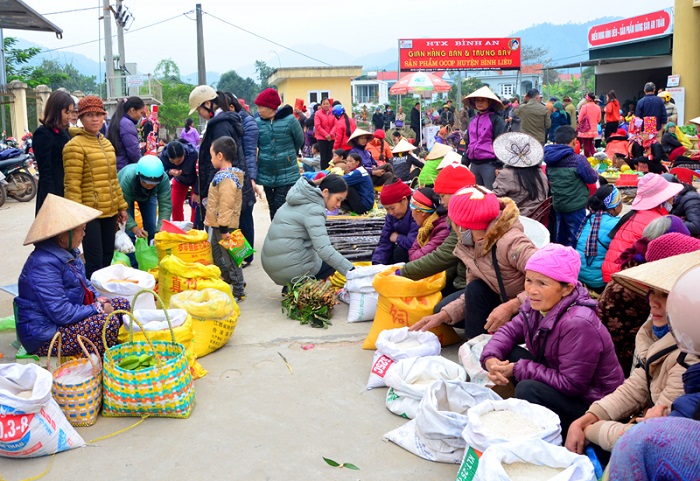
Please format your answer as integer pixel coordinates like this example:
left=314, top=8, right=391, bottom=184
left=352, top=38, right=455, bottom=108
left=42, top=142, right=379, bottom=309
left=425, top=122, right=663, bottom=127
left=216, top=70, right=259, bottom=104
left=4, top=37, right=41, bottom=81
left=254, top=60, right=275, bottom=90
left=32, top=59, right=99, bottom=93
left=153, top=58, right=194, bottom=137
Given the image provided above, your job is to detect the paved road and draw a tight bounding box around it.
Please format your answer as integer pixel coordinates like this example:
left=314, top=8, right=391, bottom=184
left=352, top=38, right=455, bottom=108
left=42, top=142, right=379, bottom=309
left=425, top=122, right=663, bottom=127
left=0, top=196, right=461, bottom=480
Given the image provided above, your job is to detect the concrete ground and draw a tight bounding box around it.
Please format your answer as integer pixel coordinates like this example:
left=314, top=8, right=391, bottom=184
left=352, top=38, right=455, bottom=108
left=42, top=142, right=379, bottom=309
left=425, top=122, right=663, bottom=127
left=0, top=196, right=461, bottom=481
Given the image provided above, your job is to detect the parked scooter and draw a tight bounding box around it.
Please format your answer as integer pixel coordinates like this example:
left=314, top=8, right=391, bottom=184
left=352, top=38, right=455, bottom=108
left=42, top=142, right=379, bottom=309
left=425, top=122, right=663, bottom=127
left=0, top=151, right=37, bottom=202
left=0, top=171, right=7, bottom=208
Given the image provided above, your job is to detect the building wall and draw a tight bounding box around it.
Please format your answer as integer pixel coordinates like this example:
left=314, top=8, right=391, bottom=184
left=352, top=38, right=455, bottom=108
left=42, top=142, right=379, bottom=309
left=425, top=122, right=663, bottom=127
left=275, top=77, right=354, bottom=108
left=672, top=0, right=700, bottom=120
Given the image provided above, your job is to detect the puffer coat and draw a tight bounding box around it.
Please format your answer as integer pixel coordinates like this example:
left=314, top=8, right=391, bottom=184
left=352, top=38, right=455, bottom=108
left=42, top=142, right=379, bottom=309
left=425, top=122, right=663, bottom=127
left=256, top=105, right=304, bottom=188
left=261, top=177, right=352, bottom=285
left=63, top=127, right=127, bottom=217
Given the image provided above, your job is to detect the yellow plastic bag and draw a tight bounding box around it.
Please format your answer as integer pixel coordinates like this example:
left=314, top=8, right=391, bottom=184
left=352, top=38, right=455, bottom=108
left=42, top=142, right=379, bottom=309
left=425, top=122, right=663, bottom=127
left=170, top=289, right=240, bottom=358
left=330, top=261, right=372, bottom=288
left=154, top=229, right=213, bottom=265
left=158, top=254, right=233, bottom=308
left=676, top=128, right=693, bottom=150
left=117, top=309, right=207, bottom=379
left=363, top=268, right=461, bottom=349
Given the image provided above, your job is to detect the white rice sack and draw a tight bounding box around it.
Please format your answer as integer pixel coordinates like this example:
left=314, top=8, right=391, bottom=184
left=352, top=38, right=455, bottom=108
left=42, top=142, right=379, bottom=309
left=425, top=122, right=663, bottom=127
left=472, top=440, right=596, bottom=481
left=367, top=328, right=441, bottom=389
left=384, top=380, right=502, bottom=464
left=346, top=264, right=397, bottom=293
left=127, top=309, right=189, bottom=331
left=457, top=334, right=494, bottom=388
left=0, top=364, right=85, bottom=458
left=346, top=291, right=379, bottom=322
left=462, top=399, right=562, bottom=453
left=384, top=356, right=467, bottom=419
left=91, top=264, right=156, bottom=310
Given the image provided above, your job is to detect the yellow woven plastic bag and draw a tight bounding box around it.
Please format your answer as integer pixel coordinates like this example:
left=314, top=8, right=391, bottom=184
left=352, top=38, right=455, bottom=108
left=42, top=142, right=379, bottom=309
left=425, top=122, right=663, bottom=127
left=170, top=289, right=240, bottom=358
left=118, top=308, right=207, bottom=379
left=154, top=229, right=213, bottom=265
left=158, top=254, right=233, bottom=308
left=330, top=261, right=372, bottom=288
left=363, top=268, right=461, bottom=349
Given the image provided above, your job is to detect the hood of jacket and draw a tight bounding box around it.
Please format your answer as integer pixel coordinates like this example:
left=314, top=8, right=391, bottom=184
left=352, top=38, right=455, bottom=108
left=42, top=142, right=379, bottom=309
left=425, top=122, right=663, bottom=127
left=207, top=110, right=244, bottom=138
left=69, top=126, right=103, bottom=140
left=274, top=105, right=294, bottom=121
left=286, top=176, right=324, bottom=209
left=480, top=197, right=521, bottom=255
left=543, top=144, right=575, bottom=165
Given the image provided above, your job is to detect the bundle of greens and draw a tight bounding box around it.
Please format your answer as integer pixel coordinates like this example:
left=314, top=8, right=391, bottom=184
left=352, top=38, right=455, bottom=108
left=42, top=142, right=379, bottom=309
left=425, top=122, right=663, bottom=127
left=281, top=276, right=336, bottom=328
left=679, top=124, right=697, bottom=137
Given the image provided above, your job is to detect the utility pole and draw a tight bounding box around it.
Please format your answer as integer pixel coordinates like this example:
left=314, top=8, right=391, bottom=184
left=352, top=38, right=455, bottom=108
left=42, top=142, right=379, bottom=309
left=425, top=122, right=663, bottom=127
left=196, top=4, right=206, bottom=86
left=116, top=0, right=126, bottom=74
left=102, top=0, right=115, bottom=98
left=0, top=28, right=7, bottom=134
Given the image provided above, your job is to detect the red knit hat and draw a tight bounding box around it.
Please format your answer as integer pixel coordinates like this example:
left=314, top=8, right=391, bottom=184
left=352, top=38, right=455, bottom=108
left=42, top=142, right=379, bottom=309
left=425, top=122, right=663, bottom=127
left=255, top=88, right=281, bottom=110
left=646, top=233, right=700, bottom=263
left=380, top=181, right=412, bottom=206
left=447, top=187, right=500, bottom=230
left=434, top=164, right=476, bottom=194
left=374, top=129, right=386, bottom=139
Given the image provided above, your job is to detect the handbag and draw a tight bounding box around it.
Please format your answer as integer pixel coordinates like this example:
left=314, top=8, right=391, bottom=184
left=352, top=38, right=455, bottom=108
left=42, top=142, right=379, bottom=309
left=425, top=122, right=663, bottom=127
left=576, top=114, right=591, bottom=134
left=47, top=333, right=102, bottom=427
left=102, top=289, right=195, bottom=418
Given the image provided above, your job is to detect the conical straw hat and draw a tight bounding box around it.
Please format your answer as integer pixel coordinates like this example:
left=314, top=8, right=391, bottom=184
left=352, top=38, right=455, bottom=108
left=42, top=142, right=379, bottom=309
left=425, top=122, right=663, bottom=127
left=464, top=86, right=504, bottom=111
left=612, top=251, right=700, bottom=297
left=437, top=151, right=463, bottom=170
left=24, top=194, right=102, bottom=246
left=687, top=116, right=700, bottom=125
left=347, top=128, right=374, bottom=143
left=392, top=138, right=417, bottom=154
left=425, top=142, right=454, bottom=160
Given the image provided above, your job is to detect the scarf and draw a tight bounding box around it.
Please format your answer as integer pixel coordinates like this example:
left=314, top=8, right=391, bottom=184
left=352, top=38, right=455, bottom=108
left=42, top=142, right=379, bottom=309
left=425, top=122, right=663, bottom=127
left=652, top=324, right=670, bottom=339
left=576, top=187, right=621, bottom=264
left=411, top=189, right=439, bottom=247
left=416, top=213, right=439, bottom=247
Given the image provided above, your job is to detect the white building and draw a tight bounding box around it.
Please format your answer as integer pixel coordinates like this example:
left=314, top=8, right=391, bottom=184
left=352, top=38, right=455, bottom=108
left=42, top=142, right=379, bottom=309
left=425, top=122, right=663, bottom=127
left=465, top=64, right=543, bottom=99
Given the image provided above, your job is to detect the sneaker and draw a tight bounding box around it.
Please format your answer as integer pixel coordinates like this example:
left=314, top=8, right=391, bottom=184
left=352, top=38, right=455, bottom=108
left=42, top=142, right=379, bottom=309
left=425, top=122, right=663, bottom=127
left=235, top=295, right=246, bottom=302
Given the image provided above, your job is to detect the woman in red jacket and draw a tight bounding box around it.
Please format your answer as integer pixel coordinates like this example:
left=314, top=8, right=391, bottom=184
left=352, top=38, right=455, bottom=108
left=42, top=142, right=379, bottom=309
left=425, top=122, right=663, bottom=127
left=331, top=104, right=356, bottom=152
left=604, top=90, right=621, bottom=141
left=313, top=98, right=336, bottom=169
left=602, top=173, right=683, bottom=283
left=578, top=93, right=601, bottom=157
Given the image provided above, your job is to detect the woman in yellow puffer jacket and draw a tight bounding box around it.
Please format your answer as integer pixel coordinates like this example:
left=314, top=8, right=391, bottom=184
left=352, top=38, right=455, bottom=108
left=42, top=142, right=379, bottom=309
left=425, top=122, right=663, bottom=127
left=63, top=95, right=127, bottom=277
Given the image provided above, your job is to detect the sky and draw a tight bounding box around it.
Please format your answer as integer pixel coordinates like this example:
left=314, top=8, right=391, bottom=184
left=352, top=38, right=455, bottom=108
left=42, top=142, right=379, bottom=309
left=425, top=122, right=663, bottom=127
left=15, top=0, right=673, bottom=76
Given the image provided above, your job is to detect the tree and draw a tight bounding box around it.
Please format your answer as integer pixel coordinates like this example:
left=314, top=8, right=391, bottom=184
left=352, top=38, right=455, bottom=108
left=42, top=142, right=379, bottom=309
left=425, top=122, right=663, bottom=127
left=449, top=76, right=485, bottom=101
left=254, top=60, right=275, bottom=90
left=4, top=37, right=41, bottom=81
left=31, top=59, right=98, bottom=93
left=216, top=70, right=259, bottom=104
left=153, top=58, right=194, bottom=136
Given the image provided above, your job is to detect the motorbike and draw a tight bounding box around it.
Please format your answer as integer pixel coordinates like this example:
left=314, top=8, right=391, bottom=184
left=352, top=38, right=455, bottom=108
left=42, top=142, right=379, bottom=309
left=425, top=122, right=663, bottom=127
left=0, top=150, right=37, bottom=202
left=21, top=131, right=38, bottom=180
left=0, top=171, right=7, bottom=208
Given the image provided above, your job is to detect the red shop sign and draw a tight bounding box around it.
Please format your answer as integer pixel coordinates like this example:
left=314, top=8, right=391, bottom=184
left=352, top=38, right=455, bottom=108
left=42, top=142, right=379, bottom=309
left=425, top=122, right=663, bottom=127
left=399, top=38, right=521, bottom=72
left=588, top=9, right=673, bottom=49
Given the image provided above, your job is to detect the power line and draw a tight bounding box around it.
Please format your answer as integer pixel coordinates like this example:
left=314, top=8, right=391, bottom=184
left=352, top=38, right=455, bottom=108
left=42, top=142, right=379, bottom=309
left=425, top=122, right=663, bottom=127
left=203, top=12, right=332, bottom=67
left=42, top=6, right=102, bottom=16
left=40, top=12, right=192, bottom=53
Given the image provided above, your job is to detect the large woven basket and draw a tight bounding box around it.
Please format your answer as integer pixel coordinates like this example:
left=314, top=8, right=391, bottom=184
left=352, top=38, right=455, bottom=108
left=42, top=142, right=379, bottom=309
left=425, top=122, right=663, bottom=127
left=48, top=334, right=102, bottom=427
left=101, top=290, right=195, bottom=418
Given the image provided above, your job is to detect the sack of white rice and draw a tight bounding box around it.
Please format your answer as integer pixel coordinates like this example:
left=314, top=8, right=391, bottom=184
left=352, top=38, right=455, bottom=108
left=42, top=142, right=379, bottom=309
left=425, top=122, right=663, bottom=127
left=461, top=399, right=562, bottom=453
left=468, top=439, right=596, bottom=481
left=366, top=327, right=441, bottom=389
left=384, top=380, right=501, bottom=464
left=384, top=356, right=466, bottom=419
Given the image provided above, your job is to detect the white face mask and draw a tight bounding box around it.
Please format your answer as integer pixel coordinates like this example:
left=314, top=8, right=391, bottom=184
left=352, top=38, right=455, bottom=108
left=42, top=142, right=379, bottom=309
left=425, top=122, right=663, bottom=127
left=662, top=201, right=673, bottom=212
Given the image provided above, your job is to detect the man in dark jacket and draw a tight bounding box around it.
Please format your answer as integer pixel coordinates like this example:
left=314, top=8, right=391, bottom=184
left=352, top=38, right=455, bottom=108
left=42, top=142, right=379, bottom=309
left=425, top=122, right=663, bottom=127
left=410, top=103, right=422, bottom=147
left=372, top=108, right=385, bottom=130
left=383, top=105, right=395, bottom=131
left=440, top=100, right=455, bottom=128
left=635, top=82, right=668, bottom=133
left=515, top=89, right=551, bottom=145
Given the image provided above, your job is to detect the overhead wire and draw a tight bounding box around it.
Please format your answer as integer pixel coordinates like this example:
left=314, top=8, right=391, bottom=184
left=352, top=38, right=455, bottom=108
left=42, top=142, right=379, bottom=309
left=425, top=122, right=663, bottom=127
left=40, top=11, right=192, bottom=53
left=41, top=6, right=102, bottom=16
left=203, top=11, right=332, bottom=67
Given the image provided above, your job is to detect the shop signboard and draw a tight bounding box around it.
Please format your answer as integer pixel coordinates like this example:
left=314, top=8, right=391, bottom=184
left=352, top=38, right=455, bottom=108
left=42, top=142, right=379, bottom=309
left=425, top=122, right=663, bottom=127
left=398, top=38, right=521, bottom=72
left=588, top=9, right=673, bottom=49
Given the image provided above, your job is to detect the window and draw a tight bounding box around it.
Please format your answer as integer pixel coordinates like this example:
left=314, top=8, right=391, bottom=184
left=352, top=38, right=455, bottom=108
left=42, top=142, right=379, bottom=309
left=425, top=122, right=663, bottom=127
left=354, top=84, right=378, bottom=104
left=501, top=84, right=515, bottom=97
left=309, top=90, right=330, bottom=105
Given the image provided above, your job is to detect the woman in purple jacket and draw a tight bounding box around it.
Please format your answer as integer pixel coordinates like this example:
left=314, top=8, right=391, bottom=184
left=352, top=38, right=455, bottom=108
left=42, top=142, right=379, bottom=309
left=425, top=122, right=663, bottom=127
left=408, top=187, right=449, bottom=261
left=107, top=96, right=146, bottom=172
left=179, top=117, right=201, bottom=149
left=481, top=243, right=624, bottom=435
left=372, top=181, right=418, bottom=264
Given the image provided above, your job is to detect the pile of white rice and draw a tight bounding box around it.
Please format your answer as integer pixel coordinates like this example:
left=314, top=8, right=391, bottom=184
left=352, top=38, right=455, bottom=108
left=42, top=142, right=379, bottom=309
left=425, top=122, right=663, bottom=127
left=479, top=409, right=545, bottom=440
left=501, top=462, right=565, bottom=481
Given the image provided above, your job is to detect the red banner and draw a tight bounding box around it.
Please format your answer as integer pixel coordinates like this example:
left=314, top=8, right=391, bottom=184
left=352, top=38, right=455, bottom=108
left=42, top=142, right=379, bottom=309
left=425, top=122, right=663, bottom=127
left=588, top=9, right=673, bottom=49
left=398, top=38, right=521, bottom=72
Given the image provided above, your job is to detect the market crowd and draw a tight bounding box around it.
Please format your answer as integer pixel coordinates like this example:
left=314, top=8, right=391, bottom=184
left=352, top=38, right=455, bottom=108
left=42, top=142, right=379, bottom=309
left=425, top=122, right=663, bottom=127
left=15, top=79, right=700, bottom=479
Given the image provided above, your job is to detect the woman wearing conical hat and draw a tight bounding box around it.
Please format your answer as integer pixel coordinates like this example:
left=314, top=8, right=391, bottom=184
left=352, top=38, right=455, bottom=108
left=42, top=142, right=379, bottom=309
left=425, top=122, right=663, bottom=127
left=14, top=194, right=129, bottom=357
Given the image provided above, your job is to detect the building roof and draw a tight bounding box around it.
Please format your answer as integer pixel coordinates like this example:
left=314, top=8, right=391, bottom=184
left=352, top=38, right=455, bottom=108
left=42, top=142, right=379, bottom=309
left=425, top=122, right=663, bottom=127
left=268, top=66, right=363, bottom=85
left=0, top=0, right=63, bottom=37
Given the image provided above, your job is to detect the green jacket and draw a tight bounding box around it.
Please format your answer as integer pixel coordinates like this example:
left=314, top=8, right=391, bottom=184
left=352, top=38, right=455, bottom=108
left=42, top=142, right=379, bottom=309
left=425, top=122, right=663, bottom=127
left=417, top=158, right=441, bottom=187
left=256, top=105, right=304, bottom=188
left=400, top=225, right=466, bottom=290
left=117, top=163, right=172, bottom=232
left=514, top=100, right=551, bottom=145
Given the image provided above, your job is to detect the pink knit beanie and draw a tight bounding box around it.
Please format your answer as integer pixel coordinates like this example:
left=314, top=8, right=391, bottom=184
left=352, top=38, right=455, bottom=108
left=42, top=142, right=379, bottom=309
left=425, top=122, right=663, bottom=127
left=447, top=187, right=500, bottom=230
left=646, top=233, right=700, bottom=263
left=525, top=243, right=581, bottom=285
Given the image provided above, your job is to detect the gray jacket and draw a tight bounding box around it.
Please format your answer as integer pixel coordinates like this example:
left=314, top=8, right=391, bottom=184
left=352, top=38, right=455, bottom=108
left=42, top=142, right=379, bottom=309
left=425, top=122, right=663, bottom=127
left=261, top=177, right=352, bottom=285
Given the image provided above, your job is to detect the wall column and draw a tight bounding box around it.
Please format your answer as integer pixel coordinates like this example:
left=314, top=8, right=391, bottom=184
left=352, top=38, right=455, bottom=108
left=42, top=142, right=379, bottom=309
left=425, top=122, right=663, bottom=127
left=7, top=80, right=28, bottom=139
left=673, top=0, right=700, bottom=121
left=34, top=84, right=52, bottom=126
